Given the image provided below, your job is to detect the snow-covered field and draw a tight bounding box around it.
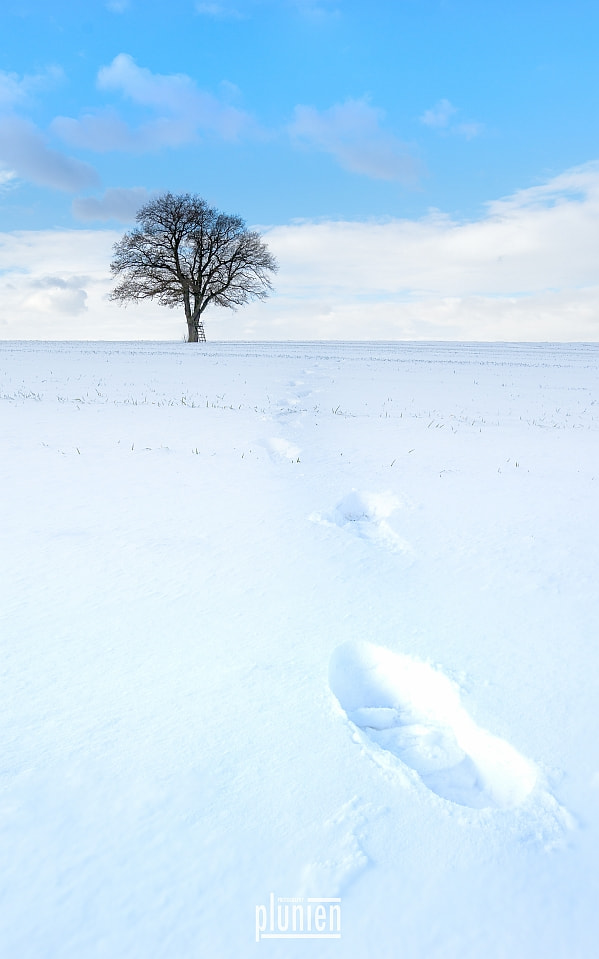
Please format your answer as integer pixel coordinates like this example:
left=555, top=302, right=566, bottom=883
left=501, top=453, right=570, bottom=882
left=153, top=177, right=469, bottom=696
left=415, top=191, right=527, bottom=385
left=1, top=340, right=598, bottom=958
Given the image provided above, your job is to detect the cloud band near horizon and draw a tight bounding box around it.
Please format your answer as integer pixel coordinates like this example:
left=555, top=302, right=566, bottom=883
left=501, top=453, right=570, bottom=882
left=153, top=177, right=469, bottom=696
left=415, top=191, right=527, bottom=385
left=1, top=162, right=599, bottom=341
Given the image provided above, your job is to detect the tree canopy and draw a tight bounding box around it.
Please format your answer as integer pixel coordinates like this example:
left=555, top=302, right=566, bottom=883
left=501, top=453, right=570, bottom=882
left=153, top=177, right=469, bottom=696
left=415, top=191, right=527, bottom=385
left=110, top=192, right=277, bottom=341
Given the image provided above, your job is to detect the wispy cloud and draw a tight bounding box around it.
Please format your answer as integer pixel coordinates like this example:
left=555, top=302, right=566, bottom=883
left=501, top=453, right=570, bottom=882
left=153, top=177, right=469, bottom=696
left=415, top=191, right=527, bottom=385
left=52, top=54, right=258, bottom=152
left=420, top=98, right=457, bottom=129
left=195, top=2, right=243, bottom=18
left=53, top=110, right=150, bottom=153
left=420, top=98, right=483, bottom=139
left=455, top=121, right=484, bottom=140
left=0, top=66, right=98, bottom=194
left=0, top=66, right=63, bottom=109
left=0, top=115, right=99, bottom=192
left=288, top=97, right=419, bottom=182
left=195, top=0, right=338, bottom=17
left=0, top=168, right=16, bottom=187
left=290, top=0, right=340, bottom=19
left=72, top=187, right=153, bottom=222
left=485, top=164, right=599, bottom=216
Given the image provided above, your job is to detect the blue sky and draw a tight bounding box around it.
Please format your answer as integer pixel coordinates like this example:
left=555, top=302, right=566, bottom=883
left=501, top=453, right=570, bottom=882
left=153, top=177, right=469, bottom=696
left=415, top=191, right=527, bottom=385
left=1, top=0, right=599, bottom=339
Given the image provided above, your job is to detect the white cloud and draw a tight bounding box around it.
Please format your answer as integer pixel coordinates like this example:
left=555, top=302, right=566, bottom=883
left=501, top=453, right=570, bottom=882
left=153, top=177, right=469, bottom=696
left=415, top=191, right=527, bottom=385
left=456, top=121, right=484, bottom=140
left=233, top=287, right=599, bottom=342
left=0, top=115, right=99, bottom=192
left=0, top=229, right=184, bottom=339
left=420, top=98, right=457, bottom=129
left=420, top=99, right=483, bottom=139
left=0, top=70, right=33, bottom=109
left=52, top=110, right=138, bottom=153
left=72, top=187, right=153, bottom=222
left=264, top=164, right=599, bottom=297
left=236, top=163, right=599, bottom=339
left=2, top=163, right=599, bottom=341
left=195, top=0, right=337, bottom=16
left=485, top=164, right=599, bottom=217
left=290, top=0, right=340, bottom=18
left=0, top=66, right=93, bottom=195
left=195, top=2, right=243, bottom=17
left=288, top=97, right=419, bottom=182
left=24, top=276, right=89, bottom=316
left=53, top=54, right=257, bottom=152
left=0, top=66, right=63, bottom=109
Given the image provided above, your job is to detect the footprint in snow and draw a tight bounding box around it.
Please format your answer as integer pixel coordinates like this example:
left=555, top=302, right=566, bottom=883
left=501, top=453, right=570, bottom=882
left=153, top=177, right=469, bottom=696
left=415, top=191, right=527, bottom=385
left=329, top=641, right=538, bottom=810
left=264, top=437, right=301, bottom=462
left=275, top=387, right=312, bottom=414
left=312, top=490, right=411, bottom=556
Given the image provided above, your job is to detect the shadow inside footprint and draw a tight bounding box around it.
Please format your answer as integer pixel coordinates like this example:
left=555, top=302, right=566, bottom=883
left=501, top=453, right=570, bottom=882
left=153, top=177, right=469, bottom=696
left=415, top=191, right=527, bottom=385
left=329, top=642, right=538, bottom=809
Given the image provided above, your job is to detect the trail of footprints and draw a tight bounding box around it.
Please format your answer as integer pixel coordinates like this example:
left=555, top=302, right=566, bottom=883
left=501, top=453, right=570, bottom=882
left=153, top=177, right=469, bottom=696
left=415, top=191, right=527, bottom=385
left=266, top=375, right=570, bottom=836
left=265, top=375, right=316, bottom=462
left=273, top=379, right=538, bottom=812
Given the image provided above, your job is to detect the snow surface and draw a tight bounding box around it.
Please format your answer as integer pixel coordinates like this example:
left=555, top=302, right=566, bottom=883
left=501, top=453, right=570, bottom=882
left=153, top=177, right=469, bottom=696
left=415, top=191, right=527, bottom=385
left=1, top=340, right=598, bottom=958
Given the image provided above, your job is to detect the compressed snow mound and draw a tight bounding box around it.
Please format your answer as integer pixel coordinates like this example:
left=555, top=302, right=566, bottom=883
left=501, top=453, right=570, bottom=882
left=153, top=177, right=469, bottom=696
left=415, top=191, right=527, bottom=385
left=312, top=489, right=412, bottom=556
left=329, top=641, right=538, bottom=809
left=265, top=437, right=301, bottom=462
left=334, top=490, right=400, bottom=524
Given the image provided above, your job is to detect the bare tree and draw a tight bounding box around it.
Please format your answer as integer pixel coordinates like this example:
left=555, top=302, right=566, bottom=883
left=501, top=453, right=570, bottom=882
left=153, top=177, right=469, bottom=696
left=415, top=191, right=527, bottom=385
left=110, top=192, right=277, bottom=341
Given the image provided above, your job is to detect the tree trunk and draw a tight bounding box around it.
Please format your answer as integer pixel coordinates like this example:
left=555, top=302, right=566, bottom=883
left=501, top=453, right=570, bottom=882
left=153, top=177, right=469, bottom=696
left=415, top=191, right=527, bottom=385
left=187, top=321, right=198, bottom=342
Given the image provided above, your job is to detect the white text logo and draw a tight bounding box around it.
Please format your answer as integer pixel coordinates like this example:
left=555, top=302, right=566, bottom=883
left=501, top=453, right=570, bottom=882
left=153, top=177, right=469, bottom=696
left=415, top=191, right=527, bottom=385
left=255, top=893, right=341, bottom=941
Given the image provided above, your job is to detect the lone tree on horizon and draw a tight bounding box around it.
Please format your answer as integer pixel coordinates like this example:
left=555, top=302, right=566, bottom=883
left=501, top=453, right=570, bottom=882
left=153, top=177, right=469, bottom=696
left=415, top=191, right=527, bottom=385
left=110, top=192, right=277, bottom=342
